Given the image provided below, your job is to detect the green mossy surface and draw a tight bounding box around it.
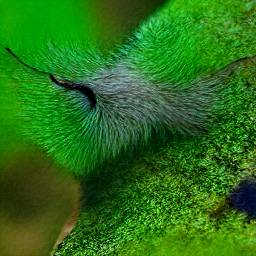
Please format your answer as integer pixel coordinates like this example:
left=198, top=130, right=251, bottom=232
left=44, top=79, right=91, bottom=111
left=54, top=0, right=256, bottom=255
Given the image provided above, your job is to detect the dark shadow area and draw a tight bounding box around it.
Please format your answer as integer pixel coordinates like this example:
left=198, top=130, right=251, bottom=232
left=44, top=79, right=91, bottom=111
left=228, top=177, right=256, bottom=219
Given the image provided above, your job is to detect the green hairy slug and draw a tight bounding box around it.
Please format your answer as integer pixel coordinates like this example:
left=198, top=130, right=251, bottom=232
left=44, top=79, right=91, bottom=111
left=1, top=2, right=255, bottom=176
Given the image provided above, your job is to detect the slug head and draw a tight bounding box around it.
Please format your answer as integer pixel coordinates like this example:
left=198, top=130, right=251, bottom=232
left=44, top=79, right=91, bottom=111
left=2, top=45, right=162, bottom=176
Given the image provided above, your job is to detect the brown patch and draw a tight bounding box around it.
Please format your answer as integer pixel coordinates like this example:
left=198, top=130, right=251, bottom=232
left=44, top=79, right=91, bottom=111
left=0, top=146, right=81, bottom=256
left=208, top=198, right=230, bottom=220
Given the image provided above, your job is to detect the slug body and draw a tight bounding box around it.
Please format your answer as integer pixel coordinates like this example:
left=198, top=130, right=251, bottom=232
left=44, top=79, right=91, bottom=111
left=1, top=2, right=255, bottom=175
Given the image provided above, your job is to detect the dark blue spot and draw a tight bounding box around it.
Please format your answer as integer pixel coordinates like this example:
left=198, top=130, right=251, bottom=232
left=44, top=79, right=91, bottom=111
left=229, top=178, right=256, bottom=218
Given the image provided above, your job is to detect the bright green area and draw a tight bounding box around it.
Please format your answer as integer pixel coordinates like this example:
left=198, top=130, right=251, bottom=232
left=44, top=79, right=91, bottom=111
left=53, top=0, right=256, bottom=255
left=0, top=0, right=96, bottom=48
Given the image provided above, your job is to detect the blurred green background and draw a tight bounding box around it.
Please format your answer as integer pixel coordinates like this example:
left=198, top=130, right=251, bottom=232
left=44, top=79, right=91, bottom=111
left=0, top=0, right=166, bottom=51
left=0, top=0, right=92, bottom=49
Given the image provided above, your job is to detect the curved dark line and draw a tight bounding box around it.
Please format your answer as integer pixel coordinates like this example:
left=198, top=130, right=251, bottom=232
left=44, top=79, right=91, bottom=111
left=5, top=47, right=97, bottom=109
left=49, top=75, right=97, bottom=108
left=5, top=47, right=49, bottom=76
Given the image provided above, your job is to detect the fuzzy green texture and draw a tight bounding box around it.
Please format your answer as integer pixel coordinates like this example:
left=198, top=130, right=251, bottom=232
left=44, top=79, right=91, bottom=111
left=51, top=0, right=256, bottom=255
left=0, top=5, right=203, bottom=175
left=1, top=0, right=237, bottom=176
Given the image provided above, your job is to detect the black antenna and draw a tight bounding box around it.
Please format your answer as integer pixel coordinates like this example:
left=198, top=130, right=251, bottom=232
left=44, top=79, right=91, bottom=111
left=5, top=47, right=97, bottom=108
left=5, top=47, right=49, bottom=76
left=49, top=74, right=97, bottom=108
